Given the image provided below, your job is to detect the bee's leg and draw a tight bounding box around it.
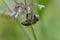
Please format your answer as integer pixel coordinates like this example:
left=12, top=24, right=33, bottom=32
left=26, top=13, right=29, bottom=19
left=21, top=13, right=32, bottom=26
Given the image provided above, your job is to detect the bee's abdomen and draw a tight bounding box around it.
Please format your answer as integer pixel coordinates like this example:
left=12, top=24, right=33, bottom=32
left=21, top=20, right=31, bottom=26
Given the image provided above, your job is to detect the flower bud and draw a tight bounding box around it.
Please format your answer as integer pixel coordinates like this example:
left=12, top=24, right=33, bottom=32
left=37, top=4, right=45, bottom=10
left=15, top=7, right=23, bottom=18
left=10, top=11, right=16, bottom=16
left=27, top=6, right=31, bottom=13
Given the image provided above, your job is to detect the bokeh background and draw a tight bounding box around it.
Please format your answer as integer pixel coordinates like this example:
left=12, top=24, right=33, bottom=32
left=0, top=0, right=60, bottom=40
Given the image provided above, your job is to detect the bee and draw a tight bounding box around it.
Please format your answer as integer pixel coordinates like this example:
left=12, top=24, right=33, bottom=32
left=21, top=12, right=39, bottom=26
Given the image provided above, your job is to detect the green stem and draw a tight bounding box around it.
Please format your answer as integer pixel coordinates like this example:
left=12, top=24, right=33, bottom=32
left=24, top=0, right=27, bottom=5
left=30, top=0, right=37, bottom=40
left=24, top=0, right=37, bottom=40
left=2, top=0, right=11, bottom=11
left=30, top=25, right=37, bottom=40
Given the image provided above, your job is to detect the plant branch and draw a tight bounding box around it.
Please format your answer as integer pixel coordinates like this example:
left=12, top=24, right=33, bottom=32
left=30, top=25, right=37, bottom=40
left=24, top=0, right=27, bottom=5
left=30, top=0, right=37, bottom=40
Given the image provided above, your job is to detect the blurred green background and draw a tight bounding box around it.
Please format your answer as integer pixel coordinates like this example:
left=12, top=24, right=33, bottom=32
left=0, top=0, right=60, bottom=40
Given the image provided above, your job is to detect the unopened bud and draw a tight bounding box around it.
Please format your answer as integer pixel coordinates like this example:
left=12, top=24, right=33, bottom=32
left=10, top=11, right=16, bottom=16
left=27, top=7, right=31, bottom=13
left=15, top=7, right=23, bottom=18
left=37, top=4, right=45, bottom=10
left=4, top=10, right=11, bottom=15
left=15, top=12, right=19, bottom=18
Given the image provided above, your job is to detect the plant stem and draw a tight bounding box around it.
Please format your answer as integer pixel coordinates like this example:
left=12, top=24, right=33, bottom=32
left=24, top=0, right=27, bottom=5
left=24, top=0, right=37, bottom=40
left=31, top=0, right=37, bottom=40
left=30, top=25, right=37, bottom=40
